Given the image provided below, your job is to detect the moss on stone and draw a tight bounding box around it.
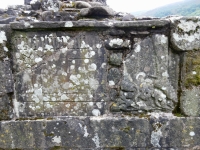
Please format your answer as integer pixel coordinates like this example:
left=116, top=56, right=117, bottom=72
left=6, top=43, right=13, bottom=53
left=110, top=147, right=125, bottom=150
left=184, top=51, right=200, bottom=88
left=50, top=146, right=62, bottom=150
left=120, top=126, right=131, bottom=133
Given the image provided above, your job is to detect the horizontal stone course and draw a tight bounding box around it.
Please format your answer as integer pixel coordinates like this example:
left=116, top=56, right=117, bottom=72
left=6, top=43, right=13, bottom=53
left=0, top=116, right=199, bottom=149
left=10, top=20, right=170, bottom=29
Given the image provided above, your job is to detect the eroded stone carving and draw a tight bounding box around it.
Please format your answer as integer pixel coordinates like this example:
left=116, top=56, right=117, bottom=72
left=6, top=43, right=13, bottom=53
left=110, top=34, right=178, bottom=113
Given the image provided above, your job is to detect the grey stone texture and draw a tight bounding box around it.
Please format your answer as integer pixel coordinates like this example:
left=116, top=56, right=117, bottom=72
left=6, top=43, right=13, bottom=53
left=12, top=29, right=107, bottom=118
left=170, top=17, right=200, bottom=51
left=79, top=6, right=116, bottom=18
left=180, top=51, right=200, bottom=116
left=0, top=116, right=199, bottom=149
left=0, top=1, right=199, bottom=149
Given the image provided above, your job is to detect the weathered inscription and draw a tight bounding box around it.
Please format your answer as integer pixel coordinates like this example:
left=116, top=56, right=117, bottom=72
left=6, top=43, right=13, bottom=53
left=13, top=31, right=107, bottom=118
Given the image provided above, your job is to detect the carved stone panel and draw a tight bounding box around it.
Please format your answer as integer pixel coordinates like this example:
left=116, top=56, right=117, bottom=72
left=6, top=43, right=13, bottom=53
left=110, top=34, right=178, bottom=113
left=12, top=31, right=107, bottom=118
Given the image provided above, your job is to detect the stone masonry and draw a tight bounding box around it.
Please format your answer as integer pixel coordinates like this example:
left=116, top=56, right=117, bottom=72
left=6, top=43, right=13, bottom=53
left=0, top=0, right=199, bottom=149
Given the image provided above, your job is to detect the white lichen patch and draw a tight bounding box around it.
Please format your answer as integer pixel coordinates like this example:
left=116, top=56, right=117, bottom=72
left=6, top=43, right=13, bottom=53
left=65, top=21, right=73, bottom=27
left=171, top=18, right=200, bottom=51
left=155, top=89, right=167, bottom=102
left=136, top=72, right=146, bottom=80
left=151, top=128, right=162, bottom=147
left=32, top=87, right=43, bottom=103
left=4, top=47, right=8, bottom=52
left=192, top=71, right=197, bottom=75
left=0, top=31, right=7, bottom=43
left=52, top=136, right=61, bottom=144
left=162, top=71, right=169, bottom=78
left=156, top=34, right=168, bottom=44
left=89, top=78, right=99, bottom=90
left=189, top=131, right=195, bottom=137
left=92, top=109, right=101, bottom=116
left=70, top=75, right=80, bottom=85
left=62, top=36, right=70, bottom=43
left=45, top=44, right=54, bottom=51
left=35, top=57, right=43, bottom=63
left=88, top=63, right=97, bottom=71
left=96, top=44, right=102, bottom=49
left=136, top=101, right=147, bottom=107
left=134, top=44, right=141, bottom=53
left=96, top=102, right=102, bottom=109
left=109, top=81, right=115, bottom=86
left=92, top=133, right=100, bottom=148
left=109, top=38, right=123, bottom=47
left=83, top=126, right=89, bottom=137
left=24, top=22, right=30, bottom=27
left=178, top=20, right=200, bottom=32
left=61, top=94, right=68, bottom=101
left=84, top=59, right=89, bottom=63
left=89, top=102, right=94, bottom=106
left=85, top=51, right=95, bottom=58
left=30, top=0, right=39, bottom=4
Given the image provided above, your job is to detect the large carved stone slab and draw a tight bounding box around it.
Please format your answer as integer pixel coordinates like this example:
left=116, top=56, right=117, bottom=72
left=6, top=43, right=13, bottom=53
left=12, top=30, right=107, bottom=118
left=110, top=34, right=179, bottom=113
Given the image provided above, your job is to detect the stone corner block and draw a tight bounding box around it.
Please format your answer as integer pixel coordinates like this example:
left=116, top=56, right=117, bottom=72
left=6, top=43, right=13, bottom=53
left=170, top=16, right=200, bottom=51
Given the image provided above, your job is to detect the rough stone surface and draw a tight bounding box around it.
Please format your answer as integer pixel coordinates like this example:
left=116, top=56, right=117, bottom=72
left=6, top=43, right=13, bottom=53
left=0, top=1, right=199, bottom=148
left=181, top=87, right=200, bottom=116
left=180, top=51, right=200, bottom=116
left=170, top=17, right=200, bottom=51
left=110, top=34, right=178, bottom=113
left=0, top=116, right=199, bottom=149
left=109, top=53, right=123, bottom=66
left=80, top=6, right=115, bottom=18
left=12, top=30, right=107, bottom=118
left=74, top=1, right=92, bottom=8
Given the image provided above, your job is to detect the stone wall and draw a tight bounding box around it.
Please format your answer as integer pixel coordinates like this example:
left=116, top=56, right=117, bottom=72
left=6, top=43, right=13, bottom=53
left=0, top=2, right=200, bottom=149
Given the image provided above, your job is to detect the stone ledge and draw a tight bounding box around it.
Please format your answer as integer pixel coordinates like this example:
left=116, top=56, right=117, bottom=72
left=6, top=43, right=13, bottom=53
left=0, top=116, right=199, bottom=149
left=10, top=20, right=170, bottom=30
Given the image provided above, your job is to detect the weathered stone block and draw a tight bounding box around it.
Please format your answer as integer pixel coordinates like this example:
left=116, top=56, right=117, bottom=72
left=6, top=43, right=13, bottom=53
left=12, top=30, right=107, bottom=119
left=0, top=116, right=199, bottom=149
left=180, top=51, right=200, bottom=116
left=149, top=115, right=200, bottom=149
left=0, top=118, right=146, bottom=149
left=111, top=34, right=178, bottom=113
left=170, top=17, right=200, bottom=51
left=0, top=121, right=45, bottom=149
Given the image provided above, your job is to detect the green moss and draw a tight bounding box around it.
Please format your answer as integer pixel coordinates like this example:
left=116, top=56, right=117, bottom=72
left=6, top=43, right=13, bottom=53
left=50, top=146, right=62, bottom=150
left=174, top=113, right=185, bottom=117
left=120, top=126, right=131, bottom=133
left=138, top=113, right=150, bottom=119
left=184, top=51, right=200, bottom=88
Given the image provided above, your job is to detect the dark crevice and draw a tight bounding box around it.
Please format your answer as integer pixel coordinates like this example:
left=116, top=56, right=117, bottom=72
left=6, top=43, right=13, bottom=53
left=173, top=52, right=185, bottom=116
